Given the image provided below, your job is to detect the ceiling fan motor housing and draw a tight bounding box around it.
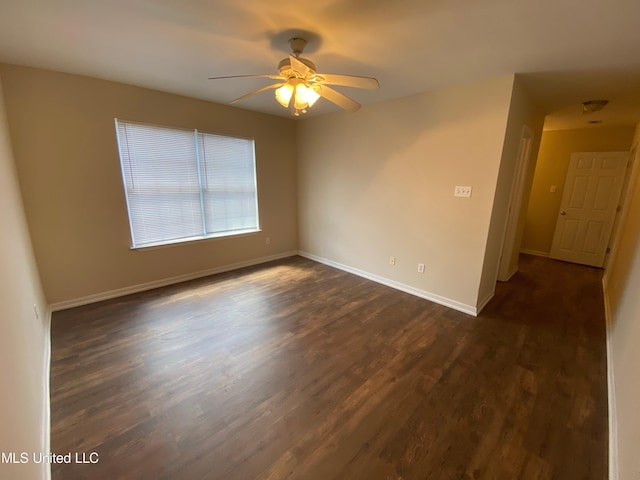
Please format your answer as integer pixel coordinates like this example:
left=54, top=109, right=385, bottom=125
left=278, top=57, right=316, bottom=79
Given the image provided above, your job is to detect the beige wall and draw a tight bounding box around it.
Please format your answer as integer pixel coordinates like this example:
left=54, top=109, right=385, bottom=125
left=605, top=123, right=640, bottom=480
left=0, top=76, right=50, bottom=480
left=297, top=75, right=516, bottom=312
left=0, top=64, right=298, bottom=306
left=477, top=76, right=544, bottom=303
left=522, top=126, right=635, bottom=254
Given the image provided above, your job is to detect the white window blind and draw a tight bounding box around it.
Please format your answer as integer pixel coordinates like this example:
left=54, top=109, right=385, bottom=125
left=115, top=120, right=259, bottom=248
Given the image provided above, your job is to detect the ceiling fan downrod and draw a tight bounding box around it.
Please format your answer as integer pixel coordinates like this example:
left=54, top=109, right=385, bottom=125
left=289, top=37, right=307, bottom=57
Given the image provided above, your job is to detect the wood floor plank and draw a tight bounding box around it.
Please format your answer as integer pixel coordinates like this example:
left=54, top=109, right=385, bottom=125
left=50, top=254, right=608, bottom=479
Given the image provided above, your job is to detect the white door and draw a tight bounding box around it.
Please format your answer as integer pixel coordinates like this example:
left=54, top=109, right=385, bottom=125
left=549, top=151, right=628, bottom=267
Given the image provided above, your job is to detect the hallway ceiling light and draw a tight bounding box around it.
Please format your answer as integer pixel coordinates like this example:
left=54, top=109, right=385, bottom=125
left=582, top=99, right=609, bottom=114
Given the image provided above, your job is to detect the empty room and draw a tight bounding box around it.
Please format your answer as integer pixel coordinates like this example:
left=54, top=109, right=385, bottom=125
left=1, top=1, right=640, bottom=479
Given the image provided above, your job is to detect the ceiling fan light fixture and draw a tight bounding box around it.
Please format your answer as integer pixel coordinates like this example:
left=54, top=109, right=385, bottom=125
left=275, top=80, right=320, bottom=114
left=296, top=83, right=320, bottom=107
left=275, top=83, right=294, bottom=107
left=209, top=35, right=379, bottom=116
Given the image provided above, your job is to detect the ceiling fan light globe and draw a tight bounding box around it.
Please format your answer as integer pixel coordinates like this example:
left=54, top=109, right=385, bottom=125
left=275, top=84, right=293, bottom=107
left=306, top=87, right=321, bottom=107
left=295, top=84, right=320, bottom=108
left=294, top=88, right=307, bottom=110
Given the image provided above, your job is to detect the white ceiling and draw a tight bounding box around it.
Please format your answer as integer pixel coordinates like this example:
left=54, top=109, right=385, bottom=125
left=1, top=0, right=640, bottom=129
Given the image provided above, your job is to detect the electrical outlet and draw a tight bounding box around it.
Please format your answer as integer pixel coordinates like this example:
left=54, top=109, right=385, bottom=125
left=389, top=256, right=396, bottom=266
left=454, top=186, right=472, bottom=198
left=418, top=263, right=425, bottom=273
left=265, top=237, right=270, bottom=245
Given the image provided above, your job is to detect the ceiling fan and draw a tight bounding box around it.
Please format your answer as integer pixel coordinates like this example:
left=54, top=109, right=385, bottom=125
left=208, top=37, right=380, bottom=116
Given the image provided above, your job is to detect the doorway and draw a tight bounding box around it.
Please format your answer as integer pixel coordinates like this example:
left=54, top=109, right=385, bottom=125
left=497, top=125, right=534, bottom=281
left=518, top=126, right=637, bottom=270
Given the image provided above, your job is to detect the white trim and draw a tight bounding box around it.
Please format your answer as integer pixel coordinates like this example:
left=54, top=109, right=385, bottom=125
left=497, top=265, right=518, bottom=283
left=604, top=145, right=639, bottom=272
left=602, top=278, right=618, bottom=480
left=504, top=266, right=518, bottom=281
left=298, top=251, right=477, bottom=316
left=49, top=251, right=297, bottom=311
left=42, top=307, right=52, bottom=480
left=498, top=125, right=534, bottom=281
left=130, top=228, right=261, bottom=251
left=519, top=248, right=549, bottom=257
left=476, top=290, right=495, bottom=314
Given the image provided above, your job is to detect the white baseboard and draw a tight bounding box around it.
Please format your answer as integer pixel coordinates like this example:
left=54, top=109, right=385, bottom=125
left=497, top=266, right=518, bottom=283
left=602, top=278, right=618, bottom=480
left=476, top=290, right=495, bottom=314
left=42, top=307, right=52, bottom=480
left=298, top=251, right=477, bottom=316
left=505, top=266, right=518, bottom=281
left=49, top=251, right=298, bottom=312
left=519, top=248, right=550, bottom=257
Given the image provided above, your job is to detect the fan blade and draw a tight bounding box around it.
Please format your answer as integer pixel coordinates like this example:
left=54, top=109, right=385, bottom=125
left=209, top=74, right=284, bottom=80
left=230, top=83, right=285, bottom=104
left=289, top=55, right=310, bottom=78
left=312, top=73, right=379, bottom=90
left=315, top=85, right=361, bottom=112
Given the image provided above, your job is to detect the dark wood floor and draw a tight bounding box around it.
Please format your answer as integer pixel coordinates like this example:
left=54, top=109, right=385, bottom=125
left=50, top=254, right=608, bottom=480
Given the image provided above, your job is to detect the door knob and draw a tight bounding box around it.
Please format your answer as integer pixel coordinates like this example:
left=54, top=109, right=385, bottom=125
left=560, top=210, right=566, bottom=215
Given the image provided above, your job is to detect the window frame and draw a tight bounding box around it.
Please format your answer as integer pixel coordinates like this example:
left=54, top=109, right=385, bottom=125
left=114, top=119, right=261, bottom=250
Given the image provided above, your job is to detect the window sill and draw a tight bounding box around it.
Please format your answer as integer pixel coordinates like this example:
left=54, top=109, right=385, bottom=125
left=130, top=228, right=262, bottom=251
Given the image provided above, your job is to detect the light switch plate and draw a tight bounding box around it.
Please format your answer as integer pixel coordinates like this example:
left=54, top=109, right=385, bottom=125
left=454, top=186, right=472, bottom=198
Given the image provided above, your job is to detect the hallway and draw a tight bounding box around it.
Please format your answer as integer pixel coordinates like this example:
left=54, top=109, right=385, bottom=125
left=481, top=253, right=608, bottom=478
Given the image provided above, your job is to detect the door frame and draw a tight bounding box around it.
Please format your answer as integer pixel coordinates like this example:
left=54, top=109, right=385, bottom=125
left=497, top=125, right=534, bottom=281
left=604, top=143, right=640, bottom=272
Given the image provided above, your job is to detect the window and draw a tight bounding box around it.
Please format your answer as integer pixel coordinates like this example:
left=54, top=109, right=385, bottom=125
left=115, top=120, right=259, bottom=248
